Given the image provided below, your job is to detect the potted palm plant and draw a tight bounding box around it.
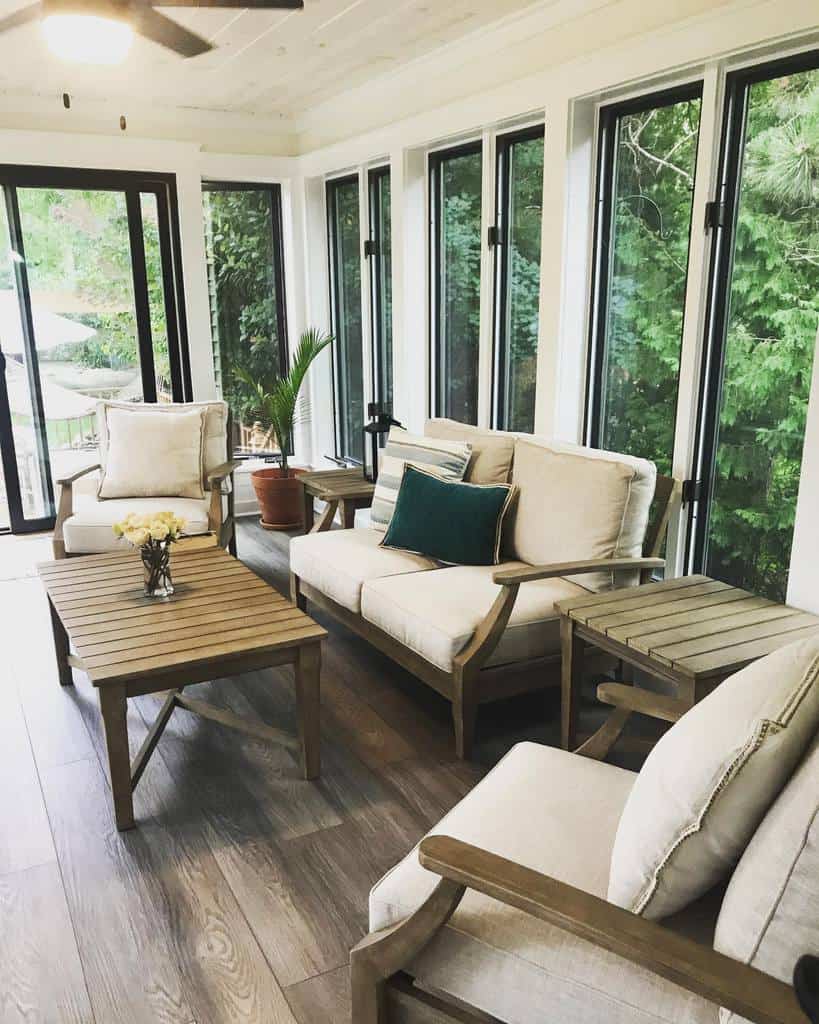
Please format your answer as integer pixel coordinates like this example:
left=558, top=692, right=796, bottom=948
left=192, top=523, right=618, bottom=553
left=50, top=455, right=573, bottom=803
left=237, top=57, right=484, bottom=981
left=237, top=327, right=333, bottom=530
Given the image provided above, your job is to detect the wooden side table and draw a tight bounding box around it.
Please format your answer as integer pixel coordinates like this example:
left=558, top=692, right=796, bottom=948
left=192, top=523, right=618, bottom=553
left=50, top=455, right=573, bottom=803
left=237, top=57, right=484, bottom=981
left=557, top=574, right=819, bottom=760
left=300, top=468, right=375, bottom=533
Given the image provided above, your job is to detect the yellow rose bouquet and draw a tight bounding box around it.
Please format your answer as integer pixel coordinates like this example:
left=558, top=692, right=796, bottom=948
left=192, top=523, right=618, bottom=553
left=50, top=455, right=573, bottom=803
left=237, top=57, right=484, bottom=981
left=113, top=511, right=186, bottom=597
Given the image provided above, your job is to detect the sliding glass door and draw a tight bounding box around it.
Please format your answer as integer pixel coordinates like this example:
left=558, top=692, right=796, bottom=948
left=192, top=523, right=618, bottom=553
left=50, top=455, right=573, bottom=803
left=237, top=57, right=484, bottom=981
left=367, top=166, right=393, bottom=416
left=691, top=54, right=819, bottom=600
left=0, top=167, right=189, bottom=534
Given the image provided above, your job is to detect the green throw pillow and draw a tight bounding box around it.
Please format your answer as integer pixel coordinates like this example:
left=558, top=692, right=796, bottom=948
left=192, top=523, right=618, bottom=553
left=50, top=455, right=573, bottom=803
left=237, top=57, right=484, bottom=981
left=381, top=464, right=516, bottom=565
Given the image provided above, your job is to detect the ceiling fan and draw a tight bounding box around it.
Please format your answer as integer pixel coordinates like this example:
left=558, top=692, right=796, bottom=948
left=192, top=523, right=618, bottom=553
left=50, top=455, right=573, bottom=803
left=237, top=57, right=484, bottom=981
left=0, top=0, right=304, bottom=62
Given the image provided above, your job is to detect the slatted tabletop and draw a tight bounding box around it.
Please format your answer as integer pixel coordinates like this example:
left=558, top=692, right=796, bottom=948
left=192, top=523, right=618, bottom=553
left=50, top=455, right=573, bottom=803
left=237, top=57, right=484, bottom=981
left=300, top=468, right=375, bottom=501
left=38, top=547, right=327, bottom=687
left=556, top=574, right=819, bottom=680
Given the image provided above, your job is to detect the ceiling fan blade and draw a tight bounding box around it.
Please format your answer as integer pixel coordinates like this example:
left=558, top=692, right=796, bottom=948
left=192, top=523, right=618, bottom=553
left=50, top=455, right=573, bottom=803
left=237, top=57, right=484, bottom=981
left=151, top=0, right=303, bottom=8
left=132, top=6, right=212, bottom=56
left=0, top=2, right=42, bottom=33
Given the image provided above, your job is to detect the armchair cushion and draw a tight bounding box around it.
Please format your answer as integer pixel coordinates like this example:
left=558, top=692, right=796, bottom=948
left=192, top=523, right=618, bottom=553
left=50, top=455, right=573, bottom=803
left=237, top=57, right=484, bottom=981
left=289, top=528, right=437, bottom=613
left=98, top=405, right=205, bottom=499
left=608, top=635, right=819, bottom=921
left=360, top=563, right=588, bottom=672
left=715, top=731, right=819, bottom=1023
left=369, top=742, right=718, bottom=1024
left=508, top=438, right=656, bottom=592
left=425, top=418, right=515, bottom=484
left=63, top=495, right=215, bottom=554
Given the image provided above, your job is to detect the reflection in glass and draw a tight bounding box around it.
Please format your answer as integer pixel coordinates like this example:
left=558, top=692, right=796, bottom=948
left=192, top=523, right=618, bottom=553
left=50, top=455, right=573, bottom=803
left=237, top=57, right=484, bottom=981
left=141, top=193, right=172, bottom=401
left=432, top=146, right=482, bottom=425
left=597, top=94, right=702, bottom=474
left=706, top=67, right=819, bottom=600
left=328, top=176, right=364, bottom=462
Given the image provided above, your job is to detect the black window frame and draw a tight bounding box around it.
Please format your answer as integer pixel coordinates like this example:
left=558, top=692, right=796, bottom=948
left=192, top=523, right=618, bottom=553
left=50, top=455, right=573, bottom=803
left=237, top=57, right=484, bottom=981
left=490, top=122, right=545, bottom=431
left=428, top=139, right=483, bottom=421
left=0, top=164, right=191, bottom=535
left=366, top=164, right=393, bottom=416
left=326, top=172, right=364, bottom=464
left=687, top=47, right=819, bottom=575
left=583, top=82, right=703, bottom=451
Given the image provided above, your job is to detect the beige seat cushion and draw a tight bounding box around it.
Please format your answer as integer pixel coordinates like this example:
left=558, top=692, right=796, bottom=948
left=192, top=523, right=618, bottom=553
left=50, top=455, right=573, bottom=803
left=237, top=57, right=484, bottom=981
left=508, top=437, right=656, bottom=591
left=609, top=635, right=819, bottom=920
left=370, top=742, right=718, bottom=1024
left=360, top=563, right=589, bottom=672
left=96, top=400, right=229, bottom=490
left=715, top=731, right=819, bottom=1024
left=63, top=494, right=216, bottom=554
left=289, top=528, right=437, bottom=614
left=425, top=418, right=515, bottom=484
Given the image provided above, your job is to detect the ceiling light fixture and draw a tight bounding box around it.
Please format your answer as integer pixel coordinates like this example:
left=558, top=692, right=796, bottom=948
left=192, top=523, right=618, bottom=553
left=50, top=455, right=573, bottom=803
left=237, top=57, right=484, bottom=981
left=42, top=11, right=133, bottom=64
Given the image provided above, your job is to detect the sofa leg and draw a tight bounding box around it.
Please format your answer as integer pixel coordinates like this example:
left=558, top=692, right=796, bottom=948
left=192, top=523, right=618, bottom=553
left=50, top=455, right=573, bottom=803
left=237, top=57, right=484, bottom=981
left=290, top=571, right=306, bottom=612
left=452, top=673, right=478, bottom=760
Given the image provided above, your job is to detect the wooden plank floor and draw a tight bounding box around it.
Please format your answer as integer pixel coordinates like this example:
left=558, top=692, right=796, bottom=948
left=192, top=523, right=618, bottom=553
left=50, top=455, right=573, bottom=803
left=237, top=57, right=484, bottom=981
left=0, top=520, right=648, bottom=1024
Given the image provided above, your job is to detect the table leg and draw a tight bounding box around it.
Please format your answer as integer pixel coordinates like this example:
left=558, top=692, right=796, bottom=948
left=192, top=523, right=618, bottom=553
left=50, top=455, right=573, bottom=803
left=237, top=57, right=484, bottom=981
left=561, top=616, right=585, bottom=751
left=302, top=489, right=315, bottom=534
left=99, top=684, right=135, bottom=831
left=339, top=499, right=357, bottom=530
left=295, top=642, right=321, bottom=780
left=48, top=596, right=73, bottom=687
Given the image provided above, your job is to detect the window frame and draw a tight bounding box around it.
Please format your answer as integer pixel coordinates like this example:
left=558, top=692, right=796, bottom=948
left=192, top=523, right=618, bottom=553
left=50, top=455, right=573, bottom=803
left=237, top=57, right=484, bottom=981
left=583, top=82, right=704, bottom=452
left=428, top=138, right=484, bottom=421
left=491, top=123, right=545, bottom=431
left=366, top=164, right=392, bottom=414
left=687, top=47, right=819, bottom=575
left=326, top=172, right=364, bottom=464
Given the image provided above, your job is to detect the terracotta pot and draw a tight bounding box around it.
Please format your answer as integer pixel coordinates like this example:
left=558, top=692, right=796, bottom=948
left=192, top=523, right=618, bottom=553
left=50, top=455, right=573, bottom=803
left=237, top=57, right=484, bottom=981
left=250, top=467, right=307, bottom=530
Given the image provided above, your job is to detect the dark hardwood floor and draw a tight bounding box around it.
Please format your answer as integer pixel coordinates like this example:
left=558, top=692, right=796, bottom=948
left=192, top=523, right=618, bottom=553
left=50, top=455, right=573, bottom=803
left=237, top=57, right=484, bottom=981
left=0, top=520, right=650, bottom=1023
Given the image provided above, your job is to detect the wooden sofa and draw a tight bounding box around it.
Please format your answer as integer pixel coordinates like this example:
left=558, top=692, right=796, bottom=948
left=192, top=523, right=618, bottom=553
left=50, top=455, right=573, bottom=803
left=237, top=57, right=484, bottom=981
left=52, top=400, right=239, bottom=559
left=290, top=419, right=674, bottom=758
left=350, top=639, right=819, bottom=1024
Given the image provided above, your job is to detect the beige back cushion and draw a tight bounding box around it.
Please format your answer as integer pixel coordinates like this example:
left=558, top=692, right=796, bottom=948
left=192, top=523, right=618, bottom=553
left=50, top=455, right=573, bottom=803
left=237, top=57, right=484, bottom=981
left=608, top=636, right=819, bottom=921
left=509, top=436, right=657, bottom=591
left=97, top=400, right=228, bottom=490
left=424, top=418, right=515, bottom=484
left=98, top=405, right=206, bottom=500
left=714, top=729, right=819, bottom=1024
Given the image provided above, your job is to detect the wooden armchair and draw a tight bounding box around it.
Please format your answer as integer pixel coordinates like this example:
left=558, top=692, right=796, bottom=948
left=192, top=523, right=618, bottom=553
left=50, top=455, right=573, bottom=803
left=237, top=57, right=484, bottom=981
left=351, top=835, right=805, bottom=1024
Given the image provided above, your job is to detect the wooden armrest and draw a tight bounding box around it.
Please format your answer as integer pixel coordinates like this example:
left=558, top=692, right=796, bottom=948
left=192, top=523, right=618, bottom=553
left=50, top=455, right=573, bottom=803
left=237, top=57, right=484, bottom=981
left=207, top=459, right=241, bottom=482
left=55, top=463, right=101, bottom=486
left=418, top=836, right=805, bottom=1024
left=493, top=556, right=665, bottom=586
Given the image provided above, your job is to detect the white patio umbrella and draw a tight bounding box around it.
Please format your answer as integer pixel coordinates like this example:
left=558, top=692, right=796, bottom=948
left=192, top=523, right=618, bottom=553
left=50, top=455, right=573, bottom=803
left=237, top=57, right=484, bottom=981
left=0, top=290, right=96, bottom=354
left=4, top=356, right=96, bottom=421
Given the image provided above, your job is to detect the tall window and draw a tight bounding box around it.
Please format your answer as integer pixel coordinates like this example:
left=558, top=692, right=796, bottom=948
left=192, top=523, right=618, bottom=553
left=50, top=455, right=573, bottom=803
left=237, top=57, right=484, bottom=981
left=327, top=175, right=364, bottom=462
left=692, top=54, right=819, bottom=600
left=203, top=183, right=288, bottom=457
left=492, top=126, right=544, bottom=431
left=430, top=142, right=483, bottom=424
left=587, top=86, right=703, bottom=474
left=367, top=166, right=393, bottom=415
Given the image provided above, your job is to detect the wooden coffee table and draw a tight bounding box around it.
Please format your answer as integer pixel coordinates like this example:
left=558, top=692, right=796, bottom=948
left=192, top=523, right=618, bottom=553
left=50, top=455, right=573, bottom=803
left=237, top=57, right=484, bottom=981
left=38, top=546, right=326, bottom=831
left=557, top=574, right=819, bottom=759
left=300, top=468, right=375, bottom=532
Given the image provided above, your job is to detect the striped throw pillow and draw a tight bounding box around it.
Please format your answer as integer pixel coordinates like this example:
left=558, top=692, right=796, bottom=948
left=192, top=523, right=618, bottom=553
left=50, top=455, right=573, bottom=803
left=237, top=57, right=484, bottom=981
left=370, top=428, right=471, bottom=532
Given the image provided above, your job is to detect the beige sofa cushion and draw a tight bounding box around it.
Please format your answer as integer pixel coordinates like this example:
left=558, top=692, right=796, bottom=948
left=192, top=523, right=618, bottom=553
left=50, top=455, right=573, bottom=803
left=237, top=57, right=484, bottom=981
left=289, top=528, right=437, bottom=614
left=97, top=400, right=229, bottom=489
left=425, top=418, right=515, bottom=484
left=714, top=731, right=819, bottom=1024
left=370, top=742, right=718, bottom=1024
left=63, top=494, right=215, bottom=554
left=608, top=635, right=819, bottom=921
left=360, top=563, right=589, bottom=672
left=98, top=405, right=205, bottom=500
left=508, top=437, right=656, bottom=591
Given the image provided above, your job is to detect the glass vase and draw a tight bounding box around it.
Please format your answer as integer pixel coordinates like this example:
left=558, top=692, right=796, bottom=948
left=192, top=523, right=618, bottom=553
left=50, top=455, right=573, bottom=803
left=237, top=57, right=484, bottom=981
left=141, top=540, right=174, bottom=598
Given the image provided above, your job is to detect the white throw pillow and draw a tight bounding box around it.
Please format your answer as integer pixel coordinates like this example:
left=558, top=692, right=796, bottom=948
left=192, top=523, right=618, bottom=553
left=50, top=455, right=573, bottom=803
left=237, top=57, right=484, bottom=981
left=607, top=634, right=819, bottom=920
left=98, top=406, right=205, bottom=500
left=369, top=427, right=471, bottom=533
